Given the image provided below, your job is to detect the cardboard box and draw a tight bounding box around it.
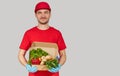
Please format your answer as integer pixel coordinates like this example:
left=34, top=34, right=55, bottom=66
left=28, top=42, right=59, bottom=71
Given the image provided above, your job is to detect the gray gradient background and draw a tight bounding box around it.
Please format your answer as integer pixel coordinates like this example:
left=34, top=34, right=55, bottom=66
left=0, top=0, right=120, bottom=76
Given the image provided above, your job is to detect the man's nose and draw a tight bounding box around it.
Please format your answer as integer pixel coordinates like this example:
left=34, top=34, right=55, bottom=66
left=41, top=13, right=45, bottom=17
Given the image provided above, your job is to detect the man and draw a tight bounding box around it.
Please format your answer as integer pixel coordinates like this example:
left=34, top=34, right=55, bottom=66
left=18, top=1, right=67, bottom=76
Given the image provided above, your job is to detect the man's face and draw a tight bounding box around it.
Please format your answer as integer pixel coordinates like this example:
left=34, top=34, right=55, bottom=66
left=35, top=9, right=51, bottom=24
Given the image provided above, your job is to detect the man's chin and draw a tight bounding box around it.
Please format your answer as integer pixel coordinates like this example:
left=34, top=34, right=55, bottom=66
left=39, top=22, right=48, bottom=24
left=38, top=21, right=49, bottom=24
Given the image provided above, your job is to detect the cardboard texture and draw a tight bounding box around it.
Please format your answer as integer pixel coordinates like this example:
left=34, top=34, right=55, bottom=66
left=29, top=42, right=59, bottom=71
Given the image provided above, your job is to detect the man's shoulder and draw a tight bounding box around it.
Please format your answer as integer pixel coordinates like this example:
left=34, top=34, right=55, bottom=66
left=50, top=26, right=61, bottom=34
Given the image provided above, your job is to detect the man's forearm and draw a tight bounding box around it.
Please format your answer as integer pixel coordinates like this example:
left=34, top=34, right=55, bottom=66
left=18, top=49, right=27, bottom=66
left=59, top=55, right=66, bottom=66
left=59, top=50, right=66, bottom=66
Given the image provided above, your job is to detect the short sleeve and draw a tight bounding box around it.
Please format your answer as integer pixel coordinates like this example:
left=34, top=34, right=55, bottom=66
left=57, top=31, right=67, bottom=51
left=19, top=31, right=31, bottom=51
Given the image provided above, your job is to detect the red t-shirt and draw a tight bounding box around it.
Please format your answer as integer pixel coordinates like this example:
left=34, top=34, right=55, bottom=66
left=19, top=26, right=66, bottom=51
left=19, top=26, right=66, bottom=76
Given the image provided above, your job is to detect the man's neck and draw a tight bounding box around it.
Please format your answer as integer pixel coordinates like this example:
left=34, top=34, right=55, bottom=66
left=37, top=24, right=50, bottom=30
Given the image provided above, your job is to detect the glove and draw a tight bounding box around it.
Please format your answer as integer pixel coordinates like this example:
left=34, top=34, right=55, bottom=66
left=25, top=64, right=37, bottom=73
left=56, top=56, right=60, bottom=60
left=48, top=64, right=61, bottom=73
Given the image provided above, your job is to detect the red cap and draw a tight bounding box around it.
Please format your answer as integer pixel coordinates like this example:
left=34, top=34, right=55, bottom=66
left=34, top=2, right=51, bottom=13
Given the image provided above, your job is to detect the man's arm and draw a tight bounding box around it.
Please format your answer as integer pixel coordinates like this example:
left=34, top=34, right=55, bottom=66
left=18, top=49, right=28, bottom=66
left=59, top=49, right=66, bottom=66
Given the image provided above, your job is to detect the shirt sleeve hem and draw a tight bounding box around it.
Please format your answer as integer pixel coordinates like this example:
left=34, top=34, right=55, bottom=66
left=59, top=47, right=67, bottom=51
left=19, top=47, right=28, bottom=51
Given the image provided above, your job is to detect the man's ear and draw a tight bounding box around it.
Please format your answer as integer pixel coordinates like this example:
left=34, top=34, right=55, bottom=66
left=49, top=12, right=51, bottom=17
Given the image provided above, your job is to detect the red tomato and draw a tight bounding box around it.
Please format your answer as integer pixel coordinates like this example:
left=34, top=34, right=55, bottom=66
left=31, top=58, right=41, bottom=65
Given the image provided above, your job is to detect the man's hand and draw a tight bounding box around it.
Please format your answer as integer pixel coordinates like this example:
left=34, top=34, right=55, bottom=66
left=26, top=64, right=37, bottom=73
left=48, top=64, right=61, bottom=73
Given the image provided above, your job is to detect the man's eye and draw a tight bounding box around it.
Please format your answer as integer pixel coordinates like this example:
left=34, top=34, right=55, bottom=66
left=38, top=12, right=42, bottom=14
left=45, top=12, right=49, bottom=14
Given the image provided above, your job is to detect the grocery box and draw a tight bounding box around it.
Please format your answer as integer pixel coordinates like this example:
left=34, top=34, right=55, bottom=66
left=28, top=42, right=59, bottom=71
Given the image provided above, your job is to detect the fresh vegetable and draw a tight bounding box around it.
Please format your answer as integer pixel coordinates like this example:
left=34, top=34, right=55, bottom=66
left=28, top=48, right=59, bottom=70
left=28, top=48, right=48, bottom=65
left=45, top=58, right=59, bottom=69
left=45, top=55, right=52, bottom=60
left=31, top=58, right=41, bottom=65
